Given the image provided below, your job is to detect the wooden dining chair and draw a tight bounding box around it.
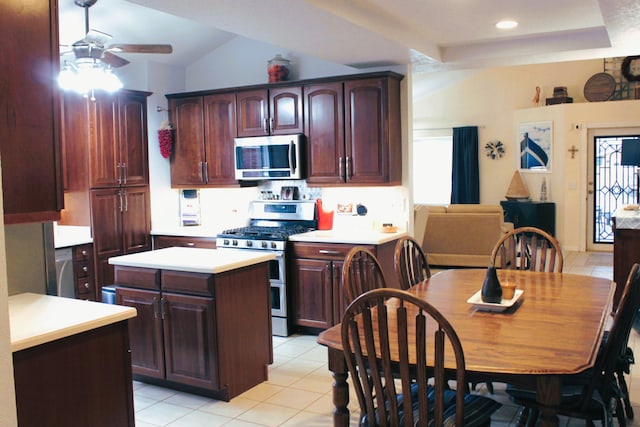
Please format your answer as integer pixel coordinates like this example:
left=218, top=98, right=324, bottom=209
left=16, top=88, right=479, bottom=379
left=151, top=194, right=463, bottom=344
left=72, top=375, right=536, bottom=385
left=490, top=226, right=563, bottom=273
left=342, top=246, right=388, bottom=305
left=342, top=287, right=502, bottom=426
left=393, top=236, right=431, bottom=290
left=507, top=263, right=640, bottom=427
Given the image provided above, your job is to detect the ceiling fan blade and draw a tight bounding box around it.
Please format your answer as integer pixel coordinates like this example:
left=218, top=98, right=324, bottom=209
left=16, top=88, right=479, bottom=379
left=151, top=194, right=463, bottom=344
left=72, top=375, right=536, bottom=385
left=107, top=44, right=173, bottom=54
left=101, top=51, right=130, bottom=68
left=84, top=29, right=112, bottom=46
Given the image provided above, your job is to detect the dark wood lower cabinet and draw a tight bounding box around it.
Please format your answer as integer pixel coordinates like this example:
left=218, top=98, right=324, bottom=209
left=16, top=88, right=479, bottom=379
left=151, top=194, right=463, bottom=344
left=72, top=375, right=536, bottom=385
left=13, top=321, right=134, bottom=427
left=613, top=218, right=640, bottom=310
left=115, top=262, right=271, bottom=400
left=290, top=239, right=399, bottom=331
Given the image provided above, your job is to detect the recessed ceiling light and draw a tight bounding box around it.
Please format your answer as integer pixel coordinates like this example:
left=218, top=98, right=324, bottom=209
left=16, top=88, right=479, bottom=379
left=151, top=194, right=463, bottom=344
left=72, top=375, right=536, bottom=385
left=496, top=20, right=518, bottom=30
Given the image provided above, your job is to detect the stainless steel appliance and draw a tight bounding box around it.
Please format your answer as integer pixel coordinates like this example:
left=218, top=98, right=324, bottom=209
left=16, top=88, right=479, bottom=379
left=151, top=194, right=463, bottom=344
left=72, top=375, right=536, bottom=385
left=234, top=134, right=304, bottom=180
left=216, top=200, right=316, bottom=336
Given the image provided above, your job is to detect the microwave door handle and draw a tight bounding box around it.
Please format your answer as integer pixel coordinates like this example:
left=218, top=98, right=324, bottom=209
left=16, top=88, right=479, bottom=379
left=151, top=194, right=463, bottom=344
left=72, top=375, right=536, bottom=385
left=289, top=141, right=296, bottom=172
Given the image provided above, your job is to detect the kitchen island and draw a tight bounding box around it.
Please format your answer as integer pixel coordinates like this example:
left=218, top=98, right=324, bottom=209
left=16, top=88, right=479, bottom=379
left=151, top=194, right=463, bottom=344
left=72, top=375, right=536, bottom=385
left=10, top=293, right=137, bottom=427
left=109, top=247, right=275, bottom=400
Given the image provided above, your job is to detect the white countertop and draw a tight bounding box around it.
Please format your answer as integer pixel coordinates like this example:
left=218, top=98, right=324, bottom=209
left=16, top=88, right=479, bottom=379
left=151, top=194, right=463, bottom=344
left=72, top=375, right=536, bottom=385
left=289, top=229, right=408, bottom=245
left=109, top=247, right=275, bottom=274
left=614, top=207, right=640, bottom=229
left=150, top=226, right=219, bottom=238
left=9, top=293, right=136, bottom=352
left=54, top=225, right=93, bottom=248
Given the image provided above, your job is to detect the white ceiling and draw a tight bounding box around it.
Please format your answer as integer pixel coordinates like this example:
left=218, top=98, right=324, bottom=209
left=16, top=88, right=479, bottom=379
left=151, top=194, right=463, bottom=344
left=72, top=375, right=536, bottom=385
left=58, top=0, right=640, bottom=73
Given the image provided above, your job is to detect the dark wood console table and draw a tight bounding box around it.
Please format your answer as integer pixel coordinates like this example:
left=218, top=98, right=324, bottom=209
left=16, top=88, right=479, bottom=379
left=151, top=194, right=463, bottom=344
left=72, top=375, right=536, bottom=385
left=501, top=200, right=556, bottom=236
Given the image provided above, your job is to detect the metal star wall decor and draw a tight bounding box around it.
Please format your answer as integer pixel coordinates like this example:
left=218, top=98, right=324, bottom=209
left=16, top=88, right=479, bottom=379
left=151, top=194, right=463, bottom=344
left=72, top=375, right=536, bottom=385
left=485, top=140, right=505, bottom=159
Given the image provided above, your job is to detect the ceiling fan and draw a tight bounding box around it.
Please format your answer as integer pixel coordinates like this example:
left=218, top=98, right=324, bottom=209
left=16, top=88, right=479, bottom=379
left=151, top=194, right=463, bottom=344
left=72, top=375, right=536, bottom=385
left=61, top=0, right=173, bottom=69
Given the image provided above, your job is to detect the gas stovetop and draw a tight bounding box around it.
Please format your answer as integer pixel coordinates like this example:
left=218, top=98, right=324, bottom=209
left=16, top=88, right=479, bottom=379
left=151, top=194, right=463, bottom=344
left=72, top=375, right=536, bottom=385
left=218, top=225, right=313, bottom=241
left=216, top=200, right=317, bottom=251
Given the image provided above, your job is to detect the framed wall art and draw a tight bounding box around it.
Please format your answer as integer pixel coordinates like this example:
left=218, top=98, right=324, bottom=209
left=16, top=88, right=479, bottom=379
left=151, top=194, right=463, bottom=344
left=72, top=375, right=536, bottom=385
left=518, top=121, right=552, bottom=172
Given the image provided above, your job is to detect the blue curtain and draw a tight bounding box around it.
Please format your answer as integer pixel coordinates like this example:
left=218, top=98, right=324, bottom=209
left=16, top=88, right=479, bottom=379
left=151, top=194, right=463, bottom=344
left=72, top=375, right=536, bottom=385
left=451, top=126, right=479, bottom=204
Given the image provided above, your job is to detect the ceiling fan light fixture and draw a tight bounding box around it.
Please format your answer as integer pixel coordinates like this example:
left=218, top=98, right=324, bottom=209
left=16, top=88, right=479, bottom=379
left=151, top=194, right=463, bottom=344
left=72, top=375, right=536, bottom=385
left=58, top=59, right=123, bottom=97
left=496, top=20, right=518, bottom=30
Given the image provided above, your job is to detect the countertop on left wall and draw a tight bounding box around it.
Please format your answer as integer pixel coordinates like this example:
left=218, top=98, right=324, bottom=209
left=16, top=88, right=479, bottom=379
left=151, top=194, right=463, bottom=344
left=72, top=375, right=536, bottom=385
left=9, top=293, right=137, bottom=352
left=54, top=224, right=92, bottom=248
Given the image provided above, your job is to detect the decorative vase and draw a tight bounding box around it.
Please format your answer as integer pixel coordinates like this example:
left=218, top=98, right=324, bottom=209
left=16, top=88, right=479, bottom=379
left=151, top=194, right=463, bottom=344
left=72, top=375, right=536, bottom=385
left=481, top=266, right=503, bottom=303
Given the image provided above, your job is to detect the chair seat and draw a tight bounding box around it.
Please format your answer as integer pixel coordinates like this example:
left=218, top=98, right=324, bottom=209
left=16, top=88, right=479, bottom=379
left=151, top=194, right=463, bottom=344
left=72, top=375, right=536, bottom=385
left=363, top=383, right=502, bottom=427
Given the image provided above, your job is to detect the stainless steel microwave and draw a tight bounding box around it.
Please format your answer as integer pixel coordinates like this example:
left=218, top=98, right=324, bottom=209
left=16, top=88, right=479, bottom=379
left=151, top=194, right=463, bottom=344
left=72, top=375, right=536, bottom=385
left=234, top=134, right=304, bottom=180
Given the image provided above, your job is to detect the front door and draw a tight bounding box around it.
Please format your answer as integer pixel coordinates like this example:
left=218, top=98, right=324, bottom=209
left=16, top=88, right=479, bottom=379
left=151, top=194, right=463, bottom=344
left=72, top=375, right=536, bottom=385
left=586, top=128, right=640, bottom=251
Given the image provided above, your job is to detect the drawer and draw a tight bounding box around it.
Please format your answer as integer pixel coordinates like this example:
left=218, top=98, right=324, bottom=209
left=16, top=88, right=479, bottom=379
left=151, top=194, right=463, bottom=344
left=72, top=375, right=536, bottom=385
left=290, top=242, right=374, bottom=260
left=114, top=266, right=161, bottom=290
left=74, top=260, right=90, bottom=278
left=162, top=270, right=214, bottom=296
left=73, top=244, right=92, bottom=262
left=75, top=276, right=95, bottom=300
left=153, top=235, right=217, bottom=250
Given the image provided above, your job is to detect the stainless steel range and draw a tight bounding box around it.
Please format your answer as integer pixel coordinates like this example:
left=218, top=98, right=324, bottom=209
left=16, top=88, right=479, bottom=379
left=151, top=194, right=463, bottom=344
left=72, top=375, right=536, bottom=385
left=216, top=200, right=316, bottom=336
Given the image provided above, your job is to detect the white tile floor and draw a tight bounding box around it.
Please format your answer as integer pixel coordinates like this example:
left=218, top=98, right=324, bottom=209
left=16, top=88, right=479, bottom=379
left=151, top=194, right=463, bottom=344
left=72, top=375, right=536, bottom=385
left=133, top=251, right=640, bottom=426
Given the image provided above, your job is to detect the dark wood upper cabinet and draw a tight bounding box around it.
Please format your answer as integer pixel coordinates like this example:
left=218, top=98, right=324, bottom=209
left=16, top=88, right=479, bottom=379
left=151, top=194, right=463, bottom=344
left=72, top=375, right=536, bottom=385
left=0, top=0, right=63, bottom=224
left=303, top=82, right=345, bottom=185
left=90, top=92, right=149, bottom=188
left=169, top=97, right=206, bottom=185
left=343, top=76, right=402, bottom=185
left=165, top=71, right=402, bottom=188
left=236, top=87, right=303, bottom=137
left=168, top=93, right=238, bottom=187
left=203, top=93, right=237, bottom=185
left=303, top=75, right=402, bottom=186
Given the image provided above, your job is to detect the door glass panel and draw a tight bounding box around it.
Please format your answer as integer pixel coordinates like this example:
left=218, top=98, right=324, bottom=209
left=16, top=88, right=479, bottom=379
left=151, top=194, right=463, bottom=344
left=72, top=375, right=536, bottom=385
left=593, top=135, right=639, bottom=244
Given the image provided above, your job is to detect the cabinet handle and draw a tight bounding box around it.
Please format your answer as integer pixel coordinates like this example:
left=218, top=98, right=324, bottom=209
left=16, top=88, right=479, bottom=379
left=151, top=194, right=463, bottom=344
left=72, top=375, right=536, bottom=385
left=123, top=191, right=128, bottom=212
left=122, top=162, right=127, bottom=184
left=83, top=282, right=89, bottom=289
left=153, top=296, right=159, bottom=318
left=116, top=163, right=122, bottom=185
left=199, top=162, right=204, bottom=182
left=204, top=162, right=209, bottom=183
left=118, top=190, right=123, bottom=212
left=345, top=156, right=351, bottom=180
left=82, top=266, right=88, bottom=273
left=81, top=249, right=87, bottom=256
left=319, top=250, right=342, bottom=255
left=186, top=242, right=195, bottom=247
left=160, top=297, right=167, bottom=320
left=263, top=117, right=269, bottom=133
left=269, top=117, right=274, bottom=134
left=338, top=157, right=344, bottom=181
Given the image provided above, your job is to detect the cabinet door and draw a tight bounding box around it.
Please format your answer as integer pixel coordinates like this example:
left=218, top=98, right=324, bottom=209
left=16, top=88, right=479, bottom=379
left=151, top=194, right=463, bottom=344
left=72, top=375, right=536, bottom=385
left=61, top=93, right=90, bottom=192
left=119, top=92, right=149, bottom=186
left=90, top=94, right=121, bottom=188
left=304, top=82, right=345, bottom=184
left=91, top=188, right=124, bottom=291
left=116, top=287, right=165, bottom=379
left=169, top=97, right=207, bottom=185
left=236, top=89, right=269, bottom=137
left=122, top=186, right=151, bottom=255
left=0, top=0, right=63, bottom=224
left=203, top=93, right=238, bottom=185
left=344, top=77, right=401, bottom=185
left=332, top=260, right=347, bottom=325
left=163, top=292, right=219, bottom=390
left=269, top=86, right=303, bottom=135
left=291, top=258, right=334, bottom=329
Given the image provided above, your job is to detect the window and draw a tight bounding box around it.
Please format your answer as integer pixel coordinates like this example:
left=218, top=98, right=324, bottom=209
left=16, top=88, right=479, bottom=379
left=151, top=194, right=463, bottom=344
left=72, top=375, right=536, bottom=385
left=413, top=136, right=452, bottom=205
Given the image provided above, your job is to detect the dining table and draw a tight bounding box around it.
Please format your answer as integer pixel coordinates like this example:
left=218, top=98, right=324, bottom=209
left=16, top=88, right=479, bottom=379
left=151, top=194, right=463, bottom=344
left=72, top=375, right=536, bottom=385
left=316, top=268, right=615, bottom=427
